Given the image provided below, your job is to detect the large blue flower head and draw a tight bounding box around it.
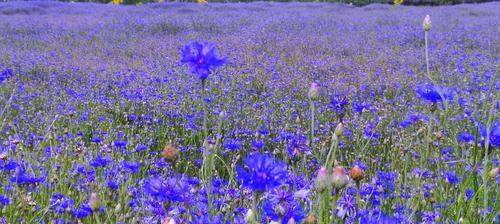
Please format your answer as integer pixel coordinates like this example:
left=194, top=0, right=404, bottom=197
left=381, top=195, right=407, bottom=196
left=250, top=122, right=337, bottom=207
left=416, top=84, right=453, bottom=103
left=180, top=42, right=226, bottom=80
left=236, top=153, right=287, bottom=192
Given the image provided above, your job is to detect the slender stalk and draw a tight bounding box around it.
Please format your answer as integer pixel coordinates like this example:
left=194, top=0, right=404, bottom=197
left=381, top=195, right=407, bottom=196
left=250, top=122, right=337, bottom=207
left=201, top=79, right=208, bottom=139
left=424, top=31, right=430, bottom=79
left=310, top=100, right=315, bottom=151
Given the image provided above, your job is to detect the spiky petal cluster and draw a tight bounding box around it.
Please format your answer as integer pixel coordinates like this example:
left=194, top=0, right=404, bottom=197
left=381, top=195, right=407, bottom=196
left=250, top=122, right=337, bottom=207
left=180, top=42, right=226, bottom=80
left=236, top=153, right=287, bottom=192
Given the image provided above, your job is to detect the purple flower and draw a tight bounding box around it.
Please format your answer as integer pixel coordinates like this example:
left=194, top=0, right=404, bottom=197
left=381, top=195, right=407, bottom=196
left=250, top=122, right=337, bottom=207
left=236, top=153, right=287, bottom=192
left=416, top=84, right=453, bottom=103
left=180, top=42, right=226, bottom=80
left=336, top=194, right=357, bottom=219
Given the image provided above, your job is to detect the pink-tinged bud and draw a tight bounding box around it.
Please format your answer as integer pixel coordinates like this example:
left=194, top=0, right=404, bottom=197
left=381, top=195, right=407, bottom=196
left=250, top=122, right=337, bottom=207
left=89, top=193, right=100, bottom=211
left=315, top=167, right=330, bottom=191
left=334, top=122, right=344, bottom=137
left=287, top=218, right=296, bottom=224
left=331, top=166, right=349, bottom=190
left=423, top=15, right=431, bottom=31
left=308, top=82, right=320, bottom=99
left=349, top=165, right=364, bottom=182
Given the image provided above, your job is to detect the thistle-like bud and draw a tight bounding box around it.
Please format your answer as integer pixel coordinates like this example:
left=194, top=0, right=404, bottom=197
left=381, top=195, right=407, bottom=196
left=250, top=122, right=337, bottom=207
left=349, top=165, right=364, bottom=182
left=334, top=122, right=344, bottom=138
left=304, top=213, right=317, bottom=224
left=423, top=15, right=431, bottom=31
left=161, top=144, right=179, bottom=162
left=331, top=166, right=349, bottom=190
left=315, top=167, right=330, bottom=191
left=308, top=82, right=320, bottom=99
left=489, top=167, right=499, bottom=180
left=245, top=209, right=255, bottom=223
left=89, top=193, right=100, bottom=211
left=287, top=218, right=296, bottom=224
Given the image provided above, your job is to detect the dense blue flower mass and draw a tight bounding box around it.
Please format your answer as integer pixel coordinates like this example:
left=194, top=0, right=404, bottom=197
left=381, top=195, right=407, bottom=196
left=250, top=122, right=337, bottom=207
left=180, top=42, right=226, bottom=80
left=236, top=153, right=287, bottom=192
left=416, top=84, right=453, bottom=103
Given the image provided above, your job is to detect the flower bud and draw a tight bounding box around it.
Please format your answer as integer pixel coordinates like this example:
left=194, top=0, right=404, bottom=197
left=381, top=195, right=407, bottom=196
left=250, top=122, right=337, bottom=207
left=331, top=166, right=349, bottom=190
left=89, top=193, right=100, bottom=211
left=245, top=209, right=255, bottom=223
left=0, top=152, right=7, bottom=161
left=423, top=15, right=431, bottom=31
left=161, top=144, right=178, bottom=162
left=349, top=165, right=364, bottom=182
left=488, top=167, right=499, bottom=180
left=287, top=218, right=296, bottom=224
left=304, top=213, right=317, bottom=224
left=334, top=122, right=344, bottom=138
left=308, top=82, right=320, bottom=99
left=315, top=167, right=331, bottom=191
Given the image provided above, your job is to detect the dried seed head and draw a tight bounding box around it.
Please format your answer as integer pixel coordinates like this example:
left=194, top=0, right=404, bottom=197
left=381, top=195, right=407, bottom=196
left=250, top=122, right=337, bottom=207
left=161, top=144, right=179, bottom=162
left=349, top=165, right=364, bottom=182
left=304, top=213, right=317, bottom=224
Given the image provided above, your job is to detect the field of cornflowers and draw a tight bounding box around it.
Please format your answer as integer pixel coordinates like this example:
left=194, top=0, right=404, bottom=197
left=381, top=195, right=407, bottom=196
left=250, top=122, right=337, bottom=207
left=0, top=1, right=499, bottom=224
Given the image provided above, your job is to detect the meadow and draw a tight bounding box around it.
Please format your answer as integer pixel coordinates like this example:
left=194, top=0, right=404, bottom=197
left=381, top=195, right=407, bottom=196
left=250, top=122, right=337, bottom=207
left=0, top=1, right=498, bottom=223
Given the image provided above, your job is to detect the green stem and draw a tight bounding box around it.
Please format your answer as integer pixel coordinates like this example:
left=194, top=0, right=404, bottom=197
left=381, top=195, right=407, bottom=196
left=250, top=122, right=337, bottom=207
left=201, top=79, right=208, bottom=140
left=310, top=100, right=315, bottom=151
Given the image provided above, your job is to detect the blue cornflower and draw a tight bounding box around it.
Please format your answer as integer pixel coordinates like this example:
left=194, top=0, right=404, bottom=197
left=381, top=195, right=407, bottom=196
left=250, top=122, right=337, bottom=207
left=287, top=136, right=311, bottom=159
left=114, top=140, right=127, bottom=148
left=0, top=68, right=13, bottom=83
left=416, top=84, right=453, bottom=103
left=180, top=42, right=226, bottom=80
left=457, top=132, right=475, bottom=143
left=443, top=170, right=459, bottom=186
left=0, top=194, right=10, bottom=206
left=261, top=189, right=305, bottom=224
left=236, top=153, right=287, bottom=192
left=143, top=176, right=183, bottom=202
left=336, top=194, right=357, bottom=219
left=224, top=138, right=242, bottom=151
left=329, top=94, right=349, bottom=119
left=89, top=155, right=111, bottom=168
left=123, top=160, right=141, bottom=173
left=479, top=121, right=499, bottom=148
left=465, top=189, right=474, bottom=200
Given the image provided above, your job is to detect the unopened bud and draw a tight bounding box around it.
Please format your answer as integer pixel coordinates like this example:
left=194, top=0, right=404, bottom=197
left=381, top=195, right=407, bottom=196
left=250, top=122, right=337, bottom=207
left=349, top=165, right=364, bottom=182
left=331, top=166, right=349, bottom=190
left=89, top=193, right=100, bottom=211
left=245, top=209, right=255, bottom=223
left=489, top=167, right=499, bottom=180
left=287, top=218, right=296, bottom=224
left=423, top=15, right=431, bottom=31
left=304, top=213, right=317, bottom=224
left=308, top=82, right=320, bottom=99
left=161, top=144, right=178, bottom=162
left=315, top=167, right=330, bottom=191
left=334, top=122, right=344, bottom=137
